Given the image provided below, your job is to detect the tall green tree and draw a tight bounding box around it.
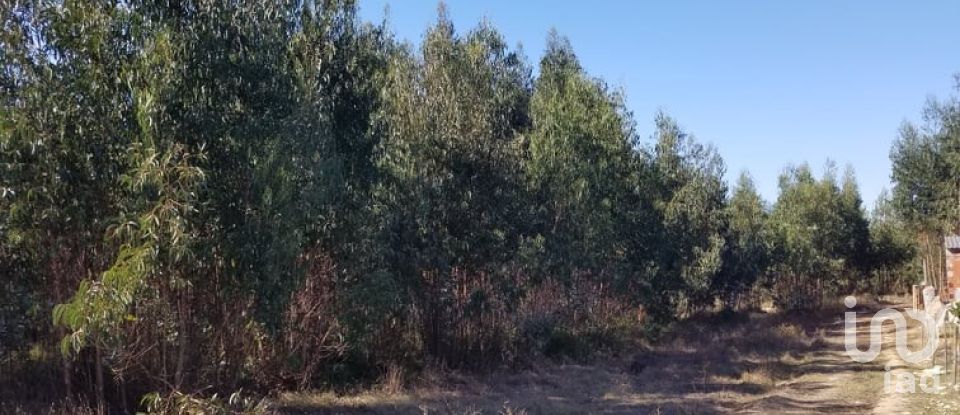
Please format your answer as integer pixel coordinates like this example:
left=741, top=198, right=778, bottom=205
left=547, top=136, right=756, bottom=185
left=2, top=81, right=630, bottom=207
left=1, top=0, right=135, bottom=400
left=767, top=163, right=871, bottom=309
left=650, top=113, right=727, bottom=313
left=24, top=0, right=390, bottom=401
left=867, top=190, right=919, bottom=293
left=890, top=84, right=960, bottom=289
left=837, top=167, right=873, bottom=279
left=374, top=8, right=532, bottom=364
left=715, top=173, right=769, bottom=310
left=524, top=31, right=637, bottom=283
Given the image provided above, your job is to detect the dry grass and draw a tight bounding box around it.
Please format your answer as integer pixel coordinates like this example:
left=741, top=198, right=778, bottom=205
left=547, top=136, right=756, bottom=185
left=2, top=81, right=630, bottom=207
left=275, top=300, right=894, bottom=414
left=378, top=364, right=406, bottom=395
left=0, top=399, right=98, bottom=415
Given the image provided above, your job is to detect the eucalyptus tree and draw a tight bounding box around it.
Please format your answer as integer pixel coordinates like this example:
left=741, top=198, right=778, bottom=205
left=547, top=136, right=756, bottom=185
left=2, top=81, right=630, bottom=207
left=837, top=167, right=872, bottom=281
left=715, top=173, right=770, bottom=310
left=42, top=0, right=279, bottom=399
left=649, top=114, right=728, bottom=313
left=42, top=0, right=384, bottom=401
left=374, top=9, right=532, bottom=364
left=890, top=87, right=960, bottom=288
left=767, top=164, right=873, bottom=309
left=868, top=190, right=918, bottom=293
left=1, top=0, right=136, bottom=400
left=523, top=32, right=638, bottom=286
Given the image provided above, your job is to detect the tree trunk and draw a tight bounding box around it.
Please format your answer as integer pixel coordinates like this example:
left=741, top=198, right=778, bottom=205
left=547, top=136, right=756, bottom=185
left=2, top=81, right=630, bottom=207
left=95, top=347, right=105, bottom=415
left=175, top=294, right=188, bottom=390
left=61, top=352, right=72, bottom=397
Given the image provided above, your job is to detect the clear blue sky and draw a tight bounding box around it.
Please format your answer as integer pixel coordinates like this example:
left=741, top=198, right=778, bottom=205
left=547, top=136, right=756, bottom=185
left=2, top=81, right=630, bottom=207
left=357, top=1, right=960, bottom=207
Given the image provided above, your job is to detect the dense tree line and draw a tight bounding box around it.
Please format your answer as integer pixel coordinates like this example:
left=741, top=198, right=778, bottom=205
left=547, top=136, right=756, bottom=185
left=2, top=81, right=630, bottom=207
left=0, top=1, right=916, bottom=412
left=890, top=78, right=960, bottom=294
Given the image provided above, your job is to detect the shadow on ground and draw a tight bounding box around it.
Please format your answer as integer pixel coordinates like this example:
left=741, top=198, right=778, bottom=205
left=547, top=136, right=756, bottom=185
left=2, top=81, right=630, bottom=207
left=277, top=302, right=894, bottom=414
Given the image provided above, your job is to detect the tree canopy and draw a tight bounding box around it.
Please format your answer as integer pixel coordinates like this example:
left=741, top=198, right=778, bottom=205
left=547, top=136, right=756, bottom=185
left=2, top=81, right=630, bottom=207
left=0, top=1, right=918, bottom=412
